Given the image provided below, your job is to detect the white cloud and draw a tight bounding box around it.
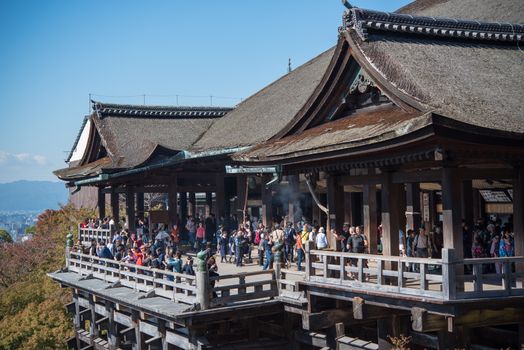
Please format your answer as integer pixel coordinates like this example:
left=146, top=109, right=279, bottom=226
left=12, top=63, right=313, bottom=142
left=33, top=155, right=47, bottom=166
left=0, top=151, right=7, bottom=165
left=15, top=153, right=30, bottom=161
left=0, top=151, right=48, bottom=166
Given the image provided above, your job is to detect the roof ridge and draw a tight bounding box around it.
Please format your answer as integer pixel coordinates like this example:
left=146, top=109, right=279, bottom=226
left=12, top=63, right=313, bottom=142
left=342, top=7, right=524, bottom=43
left=91, top=100, right=233, bottom=119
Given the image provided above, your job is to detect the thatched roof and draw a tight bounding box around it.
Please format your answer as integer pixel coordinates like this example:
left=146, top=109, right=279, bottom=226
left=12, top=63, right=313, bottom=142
left=55, top=103, right=232, bottom=180
left=235, top=104, right=429, bottom=162
left=342, top=3, right=524, bottom=133
left=397, top=0, right=524, bottom=23
left=191, top=48, right=335, bottom=151
left=236, top=0, right=524, bottom=164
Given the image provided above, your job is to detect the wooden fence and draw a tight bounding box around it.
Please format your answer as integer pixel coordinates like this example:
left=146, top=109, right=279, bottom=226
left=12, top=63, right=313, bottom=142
left=305, top=247, right=524, bottom=301
left=78, top=226, right=113, bottom=246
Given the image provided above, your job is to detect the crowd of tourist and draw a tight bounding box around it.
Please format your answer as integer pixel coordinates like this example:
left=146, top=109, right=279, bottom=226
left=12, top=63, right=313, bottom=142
left=75, top=212, right=515, bottom=277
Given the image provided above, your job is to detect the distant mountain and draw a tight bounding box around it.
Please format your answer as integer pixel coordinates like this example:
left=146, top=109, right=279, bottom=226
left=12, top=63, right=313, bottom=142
left=0, top=180, right=68, bottom=211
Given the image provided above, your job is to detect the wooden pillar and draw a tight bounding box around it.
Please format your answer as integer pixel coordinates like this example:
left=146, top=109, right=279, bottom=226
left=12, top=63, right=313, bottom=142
left=98, top=187, right=106, bottom=219
left=429, top=190, right=437, bottom=228
left=327, top=174, right=344, bottom=249
left=461, top=180, right=474, bottom=228
left=442, top=167, right=464, bottom=292
left=205, top=192, right=212, bottom=217
left=261, top=174, right=273, bottom=228
left=363, top=184, right=378, bottom=254
left=168, top=182, right=178, bottom=228
left=472, top=189, right=481, bottom=223
left=188, top=192, right=196, bottom=217
left=131, top=310, right=144, bottom=350
left=215, top=174, right=226, bottom=220
left=180, top=192, right=188, bottom=220
left=513, top=167, right=524, bottom=276
left=73, top=292, right=82, bottom=350
left=236, top=175, right=247, bottom=221
left=287, top=175, right=299, bottom=223
left=126, top=186, right=136, bottom=233
left=110, top=188, right=120, bottom=228
left=381, top=172, right=401, bottom=257
left=344, top=192, right=352, bottom=225
left=441, top=168, right=463, bottom=256
left=351, top=192, right=362, bottom=226
left=136, top=192, right=144, bottom=220
left=89, top=294, right=99, bottom=339
left=406, top=183, right=421, bottom=231
left=106, top=300, right=119, bottom=350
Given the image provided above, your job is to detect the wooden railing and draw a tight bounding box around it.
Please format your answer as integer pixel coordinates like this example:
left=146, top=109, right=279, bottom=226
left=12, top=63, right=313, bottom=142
left=68, top=252, right=197, bottom=305
left=66, top=251, right=278, bottom=309
left=306, top=249, right=444, bottom=299
left=78, top=225, right=113, bottom=246
left=457, top=256, right=524, bottom=299
left=305, top=246, right=524, bottom=301
left=210, top=270, right=278, bottom=306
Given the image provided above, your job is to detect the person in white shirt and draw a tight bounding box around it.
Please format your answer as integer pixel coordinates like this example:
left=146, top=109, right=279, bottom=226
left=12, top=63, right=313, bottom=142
left=316, top=227, right=328, bottom=249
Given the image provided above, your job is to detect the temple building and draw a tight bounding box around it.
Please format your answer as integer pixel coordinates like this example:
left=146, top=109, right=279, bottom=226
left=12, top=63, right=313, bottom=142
left=50, top=0, right=524, bottom=349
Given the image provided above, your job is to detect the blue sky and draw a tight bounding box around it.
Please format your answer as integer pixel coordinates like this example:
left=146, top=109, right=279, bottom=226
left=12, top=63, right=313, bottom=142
left=0, top=0, right=410, bottom=183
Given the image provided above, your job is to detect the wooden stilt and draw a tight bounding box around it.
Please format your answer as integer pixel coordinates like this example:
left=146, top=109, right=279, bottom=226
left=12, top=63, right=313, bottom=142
left=363, top=184, right=378, bottom=254
left=126, top=186, right=136, bottom=233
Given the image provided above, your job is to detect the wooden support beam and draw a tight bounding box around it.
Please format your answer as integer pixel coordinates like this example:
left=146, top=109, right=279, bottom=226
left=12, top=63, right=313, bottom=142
left=412, top=307, right=524, bottom=333
left=352, top=297, right=401, bottom=320
left=405, top=183, right=421, bottom=232
left=215, top=173, right=226, bottom=219
left=381, top=172, right=401, bottom=261
left=168, top=181, right=178, bottom=228
left=89, top=295, right=99, bottom=338
left=514, top=167, right=524, bottom=278
left=205, top=192, right=212, bottom=217
left=125, top=186, right=136, bottom=233
left=236, top=174, right=247, bottom=221
left=287, top=175, right=299, bottom=223
left=180, top=192, right=188, bottom=222
left=363, top=184, right=378, bottom=254
left=110, top=189, right=119, bottom=227
left=461, top=180, right=474, bottom=228
left=188, top=192, right=196, bottom=217
left=261, top=174, right=273, bottom=228
left=106, top=301, right=120, bottom=350
left=327, top=174, right=344, bottom=249
left=136, top=192, right=144, bottom=220
left=97, top=187, right=106, bottom=219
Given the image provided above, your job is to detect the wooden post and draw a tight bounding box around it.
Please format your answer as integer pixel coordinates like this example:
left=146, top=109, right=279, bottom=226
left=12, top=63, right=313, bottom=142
left=110, top=188, right=120, bottom=229
left=136, top=192, right=144, bottom=220
left=205, top=192, right=212, bottom=217
left=168, top=183, right=178, bottom=228
left=261, top=174, right=273, bottom=228
left=180, top=192, right=188, bottom=221
left=344, top=192, right=352, bottom=225
left=381, top=172, right=401, bottom=258
left=327, top=173, right=344, bottom=249
left=405, top=183, right=421, bottom=231
left=363, top=184, right=378, bottom=254
left=236, top=174, right=247, bottom=221
left=215, top=174, right=226, bottom=220
left=126, top=186, right=136, bottom=233
left=461, top=180, right=474, bottom=228
left=131, top=310, right=144, bottom=350
left=441, top=248, right=456, bottom=300
left=106, top=300, right=120, bottom=350
left=89, top=294, right=99, bottom=339
left=73, top=291, right=82, bottom=350
left=188, top=192, right=196, bottom=217
left=305, top=241, right=313, bottom=281
left=98, top=187, right=106, bottom=219
left=441, top=168, right=464, bottom=258
left=514, top=167, right=524, bottom=282
left=287, top=175, right=299, bottom=223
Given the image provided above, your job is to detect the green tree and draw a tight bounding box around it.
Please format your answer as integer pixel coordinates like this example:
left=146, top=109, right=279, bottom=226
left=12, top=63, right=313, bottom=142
left=25, top=225, right=36, bottom=235
left=0, top=229, right=13, bottom=243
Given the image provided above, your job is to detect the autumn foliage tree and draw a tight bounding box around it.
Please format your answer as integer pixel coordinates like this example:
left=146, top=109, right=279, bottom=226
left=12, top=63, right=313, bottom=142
left=0, top=204, right=94, bottom=349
